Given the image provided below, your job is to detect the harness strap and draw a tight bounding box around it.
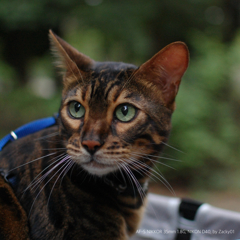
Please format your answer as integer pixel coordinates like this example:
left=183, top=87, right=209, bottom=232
left=175, top=198, right=203, bottom=240
left=0, top=115, right=57, bottom=151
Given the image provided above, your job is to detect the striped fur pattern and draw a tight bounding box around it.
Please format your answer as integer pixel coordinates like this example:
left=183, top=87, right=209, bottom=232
left=0, top=31, right=189, bottom=240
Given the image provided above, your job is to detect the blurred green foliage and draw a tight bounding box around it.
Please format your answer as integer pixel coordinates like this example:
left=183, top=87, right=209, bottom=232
left=164, top=31, right=240, bottom=190
left=0, top=0, right=240, bottom=190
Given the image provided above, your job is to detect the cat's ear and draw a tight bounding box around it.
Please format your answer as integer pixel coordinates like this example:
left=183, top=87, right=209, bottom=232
left=137, top=42, right=189, bottom=110
left=49, top=30, right=94, bottom=85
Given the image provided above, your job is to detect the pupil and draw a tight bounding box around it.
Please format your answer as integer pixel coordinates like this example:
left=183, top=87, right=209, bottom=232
left=121, top=105, right=128, bottom=116
left=74, top=102, right=81, bottom=112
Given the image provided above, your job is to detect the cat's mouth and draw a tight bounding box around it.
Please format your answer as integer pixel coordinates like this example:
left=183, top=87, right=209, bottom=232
left=81, top=159, right=118, bottom=176
left=84, top=159, right=109, bottom=168
left=68, top=149, right=120, bottom=176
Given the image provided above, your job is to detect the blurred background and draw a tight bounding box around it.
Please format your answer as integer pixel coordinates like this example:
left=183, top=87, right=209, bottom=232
left=0, top=0, right=240, bottom=210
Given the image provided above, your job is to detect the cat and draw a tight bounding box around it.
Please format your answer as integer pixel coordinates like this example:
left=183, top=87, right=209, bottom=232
left=0, top=30, right=189, bottom=240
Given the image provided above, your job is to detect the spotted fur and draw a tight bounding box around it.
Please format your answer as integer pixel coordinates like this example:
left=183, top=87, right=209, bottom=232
left=0, top=30, right=189, bottom=240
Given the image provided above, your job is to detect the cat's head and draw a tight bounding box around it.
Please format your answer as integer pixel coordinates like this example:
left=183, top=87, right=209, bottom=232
left=49, top=30, right=189, bottom=177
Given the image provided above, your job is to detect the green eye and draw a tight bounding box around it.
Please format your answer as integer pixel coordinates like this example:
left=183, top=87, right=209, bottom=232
left=68, top=101, right=85, bottom=119
left=115, top=104, right=137, bottom=122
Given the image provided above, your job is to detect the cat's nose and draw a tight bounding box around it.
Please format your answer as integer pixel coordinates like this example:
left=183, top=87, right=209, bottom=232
left=82, top=140, right=101, bottom=154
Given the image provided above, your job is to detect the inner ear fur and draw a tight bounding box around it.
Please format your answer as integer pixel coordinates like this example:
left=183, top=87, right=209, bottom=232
left=137, top=42, right=189, bottom=110
left=49, top=30, right=94, bottom=86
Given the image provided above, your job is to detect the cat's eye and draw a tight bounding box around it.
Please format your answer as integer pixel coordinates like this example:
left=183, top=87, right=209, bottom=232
left=115, top=104, right=137, bottom=122
left=68, top=101, right=85, bottom=119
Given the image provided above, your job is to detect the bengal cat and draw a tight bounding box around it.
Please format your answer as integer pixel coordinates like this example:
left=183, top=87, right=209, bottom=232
left=0, top=30, right=189, bottom=240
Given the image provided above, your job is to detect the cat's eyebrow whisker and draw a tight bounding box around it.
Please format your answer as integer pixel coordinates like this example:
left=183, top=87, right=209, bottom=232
left=121, top=68, right=138, bottom=91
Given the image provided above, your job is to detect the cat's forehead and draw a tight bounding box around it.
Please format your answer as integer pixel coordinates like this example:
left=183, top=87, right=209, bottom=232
left=63, top=61, right=139, bottom=109
left=90, top=62, right=136, bottom=87
left=93, top=61, right=137, bottom=73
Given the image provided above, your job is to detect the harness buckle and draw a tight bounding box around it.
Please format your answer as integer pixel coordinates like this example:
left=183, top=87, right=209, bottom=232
left=10, top=131, right=18, bottom=140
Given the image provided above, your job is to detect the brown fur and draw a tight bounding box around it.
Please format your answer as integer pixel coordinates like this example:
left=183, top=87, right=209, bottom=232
left=0, top=31, right=189, bottom=239
left=0, top=175, right=29, bottom=240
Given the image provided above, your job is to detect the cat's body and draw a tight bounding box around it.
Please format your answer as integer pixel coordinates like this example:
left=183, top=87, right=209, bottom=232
left=0, top=31, right=189, bottom=240
left=1, top=126, right=145, bottom=240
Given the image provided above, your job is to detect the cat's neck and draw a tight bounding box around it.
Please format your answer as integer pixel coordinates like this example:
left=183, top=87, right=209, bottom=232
left=68, top=165, right=149, bottom=198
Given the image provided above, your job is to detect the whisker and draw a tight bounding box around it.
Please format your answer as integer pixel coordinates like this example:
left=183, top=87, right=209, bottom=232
left=119, top=162, right=146, bottom=203
left=131, top=151, right=181, bottom=162
left=59, top=159, right=75, bottom=187
left=130, top=152, right=177, bottom=169
left=121, top=68, right=139, bottom=91
left=118, top=161, right=137, bottom=198
left=121, top=159, right=164, bottom=223
left=24, top=153, right=67, bottom=193
left=121, top=157, right=175, bottom=196
left=42, top=148, right=67, bottom=151
left=8, top=152, right=60, bottom=172
left=126, top=164, right=146, bottom=202
left=116, top=163, right=127, bottom=186
left=34, top=132, right=59, bottom=141
left=28, top=156, right=71, bottom=217
left=119, top=162, right=138, bottom=199
left=161, top=142, right=185, bottom=153
left=68, top=162, right=77, bottom=181
left=47, top=158, right=73, bottom=206
left=124, top=158, right=157, bottom=185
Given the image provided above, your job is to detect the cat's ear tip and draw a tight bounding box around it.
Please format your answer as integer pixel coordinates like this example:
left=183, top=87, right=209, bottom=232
left=164, top=41, right=190, bottom=68
left=48, top=30, right=62, bottom=43
left=48, top=29, right=58, bottom=39
left=48, top=29, right=53, bottom=35
left=168, top=41, right=188, bottom=48
left=167, top=41, right=189, bottom=55
left=171, top=42, right=189, bottom=59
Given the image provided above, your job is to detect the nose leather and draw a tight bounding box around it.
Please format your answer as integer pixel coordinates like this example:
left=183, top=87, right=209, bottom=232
left=82, top=140, right=101, bottom=153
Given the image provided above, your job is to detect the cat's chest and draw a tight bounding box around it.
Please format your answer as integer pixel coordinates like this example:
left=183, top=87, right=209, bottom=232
left=18, top=174, right=126, bottom=240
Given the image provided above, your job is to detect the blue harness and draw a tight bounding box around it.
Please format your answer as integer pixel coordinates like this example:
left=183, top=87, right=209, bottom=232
left=0, top=115, right=57, bottom=151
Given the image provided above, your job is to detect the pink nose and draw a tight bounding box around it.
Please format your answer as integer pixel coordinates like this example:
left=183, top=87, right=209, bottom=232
left=82, top=140, right=101, bottom=152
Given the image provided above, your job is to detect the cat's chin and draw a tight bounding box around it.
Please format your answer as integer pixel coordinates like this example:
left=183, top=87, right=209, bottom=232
left=81, top=161, right=118, bottom=176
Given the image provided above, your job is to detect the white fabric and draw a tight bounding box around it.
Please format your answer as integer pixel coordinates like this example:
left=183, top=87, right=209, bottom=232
left=130, top=193, right=240, bottom=240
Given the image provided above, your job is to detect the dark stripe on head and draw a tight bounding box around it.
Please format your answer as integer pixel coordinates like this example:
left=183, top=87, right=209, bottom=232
left=90, top=80, right=96, bottom=99
left=104, top=79, right=123, bottom=100
left=81, top=84, right=89, bottom=102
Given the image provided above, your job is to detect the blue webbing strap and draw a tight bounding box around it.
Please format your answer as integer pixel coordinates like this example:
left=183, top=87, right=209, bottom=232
left=0, top=116, right=57, bottom=151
